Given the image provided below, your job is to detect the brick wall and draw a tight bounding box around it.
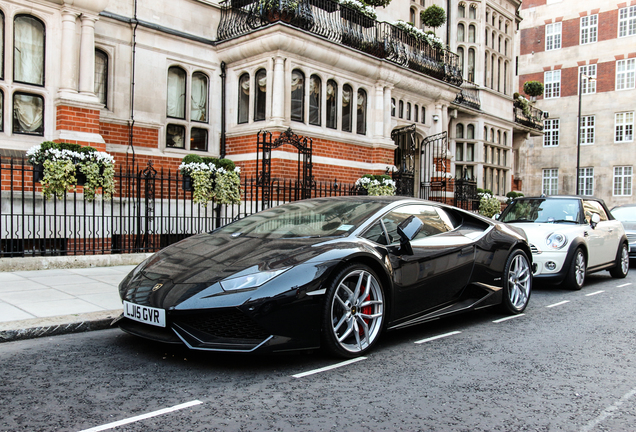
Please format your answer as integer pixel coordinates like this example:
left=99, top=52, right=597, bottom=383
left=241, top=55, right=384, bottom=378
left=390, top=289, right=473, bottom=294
left=100, top=122, right=159, bottom=149
left=56, top=106, right=100, bottom=135
left=560, top=66, right=579, bottom=97
left=521, top=0, right=546, bottom=9
left=599, top=9, right=618, bottom=41
left=520, top=27, right=544, bottom=56
left=562, top=18, right=579, bottom=48
left=597, top=60, right=616, bottom=92
left=518, top=72, right=544, bottom=98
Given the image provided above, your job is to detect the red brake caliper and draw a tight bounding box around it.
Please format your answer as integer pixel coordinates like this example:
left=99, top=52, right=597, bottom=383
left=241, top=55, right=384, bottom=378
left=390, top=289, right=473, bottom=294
left=359, top=289, right=372, bottom=335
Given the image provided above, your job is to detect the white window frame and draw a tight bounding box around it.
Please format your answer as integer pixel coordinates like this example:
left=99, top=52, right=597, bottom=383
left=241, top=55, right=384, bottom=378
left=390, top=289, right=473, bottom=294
left=579, top=65, right=596, bottom=94
left=619, top=6, right=636, bottom=38
left=616, top=59, right=636, bottom=91
left=580, top=15, right=598, bottom=44
left=615, top=112, right=635, bottom=143
left=578, top=167, right=594, bottom=196
left=579, top=115, right=595, bottom=145
left=544, top=70, right=561, bottom=98
left=542, top=169, right=559, bottom=195
left=613, top=166, right=633, bottom=196
left=545, top=22, right=562, bottom=51
left=543, top=119, right=560, bottom=147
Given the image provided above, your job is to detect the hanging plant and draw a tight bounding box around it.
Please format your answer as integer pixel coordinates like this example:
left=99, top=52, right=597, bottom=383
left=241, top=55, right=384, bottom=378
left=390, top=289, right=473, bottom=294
left=179, top=155, right=242, bottom=205
left=355, top=174, right=396, bottom=196
left=26, top=142, right=116, bottom=200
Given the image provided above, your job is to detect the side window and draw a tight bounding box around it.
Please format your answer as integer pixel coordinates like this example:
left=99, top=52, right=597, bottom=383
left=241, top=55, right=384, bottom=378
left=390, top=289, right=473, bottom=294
left=361, top=221, right=388, bottom=245
left=583, top=201, right=608, bottom=222
left=382, top=205, right=456, bottom=244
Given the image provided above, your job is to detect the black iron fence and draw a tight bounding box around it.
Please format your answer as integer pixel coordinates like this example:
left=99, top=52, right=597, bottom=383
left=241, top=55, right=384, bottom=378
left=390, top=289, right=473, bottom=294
left=454, top=81, right=481, bottom=110
left=217, top=0, right=463, bottom=86
left=0, top=158, right=358, bottom=258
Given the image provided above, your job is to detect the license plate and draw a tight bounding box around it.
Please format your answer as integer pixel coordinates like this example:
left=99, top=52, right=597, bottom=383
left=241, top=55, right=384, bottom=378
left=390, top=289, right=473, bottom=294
left=123, top=301, right=166, bottom=327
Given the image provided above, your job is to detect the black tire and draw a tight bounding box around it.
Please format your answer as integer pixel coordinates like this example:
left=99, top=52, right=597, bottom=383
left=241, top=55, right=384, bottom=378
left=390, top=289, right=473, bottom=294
left=609, top=243, right=630, bottom=279
left=321, top=264, right=385, bottom=358
left=500, top=249, right=532, bottom=314
left=563, top=248, right=586, bottom=290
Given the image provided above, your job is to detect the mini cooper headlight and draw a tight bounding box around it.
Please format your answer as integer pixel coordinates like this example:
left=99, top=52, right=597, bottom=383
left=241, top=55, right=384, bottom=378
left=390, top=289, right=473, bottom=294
left=220, top=267, right=291, bottom=291
left=546, top=232, right=567, bottom=250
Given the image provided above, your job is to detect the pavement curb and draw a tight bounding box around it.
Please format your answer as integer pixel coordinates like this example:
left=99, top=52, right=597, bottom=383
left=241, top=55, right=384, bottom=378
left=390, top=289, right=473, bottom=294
left=0, top=310, right=122, bottom=343
left=0, top=253, right=153, bottom=272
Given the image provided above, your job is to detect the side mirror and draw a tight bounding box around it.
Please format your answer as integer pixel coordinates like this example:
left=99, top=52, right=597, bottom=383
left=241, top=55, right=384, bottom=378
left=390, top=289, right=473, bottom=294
left=397, top=215, right=424, bottom=255
left=591, top=213, right=600, bottom=229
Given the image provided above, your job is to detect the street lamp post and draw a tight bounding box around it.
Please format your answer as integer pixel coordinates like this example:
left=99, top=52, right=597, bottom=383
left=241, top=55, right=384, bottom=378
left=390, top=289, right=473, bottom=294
left=576, top=73, right=595, bottom=195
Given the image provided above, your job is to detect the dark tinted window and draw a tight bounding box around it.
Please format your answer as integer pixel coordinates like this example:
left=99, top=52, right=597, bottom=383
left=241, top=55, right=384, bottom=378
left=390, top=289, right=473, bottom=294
left=382, top=205, right=455, bottom=244
left=361, top=221, right=388, bottom=245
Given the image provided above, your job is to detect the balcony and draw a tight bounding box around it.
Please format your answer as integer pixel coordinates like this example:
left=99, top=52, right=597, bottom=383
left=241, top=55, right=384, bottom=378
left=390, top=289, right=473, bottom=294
left=453, top=81, right=480, bottom=110
left=217, top=0, right=463, bottom=86
left=513, top=101, right=544, bottom=131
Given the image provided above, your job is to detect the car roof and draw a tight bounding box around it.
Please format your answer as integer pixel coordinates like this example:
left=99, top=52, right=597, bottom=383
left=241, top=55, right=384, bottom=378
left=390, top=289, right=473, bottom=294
left=513, top=195, right=606, bottom=203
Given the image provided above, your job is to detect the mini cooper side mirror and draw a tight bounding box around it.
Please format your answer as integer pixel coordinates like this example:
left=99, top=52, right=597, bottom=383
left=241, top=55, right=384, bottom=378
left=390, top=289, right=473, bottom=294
left=493, top=213, right=501, bottom=220
left=397, top=215, right=424, bottom=255
left=590, top=213, right=600, bottom=229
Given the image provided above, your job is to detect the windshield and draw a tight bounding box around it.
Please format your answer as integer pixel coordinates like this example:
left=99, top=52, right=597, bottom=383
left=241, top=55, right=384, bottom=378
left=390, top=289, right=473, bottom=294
left=611, top=207, right=636, bottom=222
left=215, top=199, right=387, bottom=238
left=500, top=198, right=582, bottom=224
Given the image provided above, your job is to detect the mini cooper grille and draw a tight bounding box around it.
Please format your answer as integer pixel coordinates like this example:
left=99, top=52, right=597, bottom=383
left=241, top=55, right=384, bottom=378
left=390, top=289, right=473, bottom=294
left=176, top=310, right=271, bottom=340
left=627, top=233, right=636, bottom=243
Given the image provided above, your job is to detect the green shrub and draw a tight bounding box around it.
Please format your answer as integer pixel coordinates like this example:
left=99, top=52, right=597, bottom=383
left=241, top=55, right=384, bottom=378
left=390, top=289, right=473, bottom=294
left=420, top=5, right=446, bottom=29
left=523, top=81, right=544, bottom=97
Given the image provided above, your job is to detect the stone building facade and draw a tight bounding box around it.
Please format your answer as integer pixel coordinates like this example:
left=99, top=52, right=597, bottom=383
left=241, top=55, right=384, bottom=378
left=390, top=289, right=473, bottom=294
left=2, top=0, right=541, bottom=198
left=517, top=0, right=636, bottom=207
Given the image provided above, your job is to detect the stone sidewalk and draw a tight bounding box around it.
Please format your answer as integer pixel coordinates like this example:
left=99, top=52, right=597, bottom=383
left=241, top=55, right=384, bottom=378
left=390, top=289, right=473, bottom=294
left=0, top=264, right=137, bottom=343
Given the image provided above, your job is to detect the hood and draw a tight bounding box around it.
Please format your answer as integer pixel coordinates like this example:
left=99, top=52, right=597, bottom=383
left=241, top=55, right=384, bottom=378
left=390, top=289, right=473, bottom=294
left=120, top=233, right=339, bottom=308
left=506, top=222, right=583, bottom=252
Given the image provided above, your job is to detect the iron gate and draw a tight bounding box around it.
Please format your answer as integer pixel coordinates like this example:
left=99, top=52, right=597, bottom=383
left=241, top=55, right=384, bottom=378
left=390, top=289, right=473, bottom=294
left=391, top=124, right=417, bottom=197
left=420, top=131, right=449, bottom=202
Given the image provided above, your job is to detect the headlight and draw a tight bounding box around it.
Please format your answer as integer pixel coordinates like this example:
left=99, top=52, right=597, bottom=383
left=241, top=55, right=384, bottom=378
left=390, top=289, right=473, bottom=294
left=546, top=232, right=567, bottom=250
left=220, top=267, right=291, bottom=291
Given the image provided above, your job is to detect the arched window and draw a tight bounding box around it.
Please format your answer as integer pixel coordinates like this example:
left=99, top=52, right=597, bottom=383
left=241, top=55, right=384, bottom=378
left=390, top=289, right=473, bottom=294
left=421, top=106, right=426, bottom=123
left=458, top=4, right=465, bottom=18
left=14, top=15, right=45, bottom=85
left=0, top=90, right=3, bottom=131
left=254, top=69, right=266, bottom=122
left=309, top=74, right=321, bottom=126
left=498, top=36, right=502, bottom=53
left=192, top=72, right=209, bottom=122
left=490, top=55, right=495, bottom=88
left=467, top=124, right=474, bottom=139
left=13, top=92, right=43, bottom=135
left=342, top=84, right=353, bottom=132
left=505, top=39, right=509, bottom=56
left=490, top=128, right=495, bottom=142
left=410, top=8, right=416, bottom=25
left=457, top=24, right=465, bottom=42
left=497, top=130, right=501, bottom=144
left=399, top=100, right=404, bottom=118
left=406, top=102, right=411, bottom=121
left=456, top=123, right=464, bottom=138
left=484, top=126, right=488, bottom=141
left=167, top=66, right=186, bottom=119
left=497, top=58, right=502, bottom=92
left=326, top=79, right=337, bottom=129
left=95, top=49, right=108, bottom=108
left=504, top=61, right=509, bottom=94
left=238, top=73, right=249, bottom=124
left=391, top=98, right=396, bottom=116
left=484, top=53, right=488, bottom=86
left=503, top=132, right=508, bottom=145
left=0, top=11, right=4, bottom=80
left=492, top=31, right=496, bottom=49
left=356, top=88, right=367, bottom=135
left=291, top=69, right=304, bottom=122
left=467, top=48, right=475, bottom=82
left=469, top=5, right=476, bottom=19
left=457, top=47, right=465, bottom=76
left=414, top=105, right=419, bottom=123
left=468, top=25, right=475, bottom=43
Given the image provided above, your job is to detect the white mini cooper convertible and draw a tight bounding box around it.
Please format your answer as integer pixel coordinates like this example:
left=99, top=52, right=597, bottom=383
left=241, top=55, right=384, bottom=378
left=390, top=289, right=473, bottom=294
left=497, top=196, right=629, bottom=290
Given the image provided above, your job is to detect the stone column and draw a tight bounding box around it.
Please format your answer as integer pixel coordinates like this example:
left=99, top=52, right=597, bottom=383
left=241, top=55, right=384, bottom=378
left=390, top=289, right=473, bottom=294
left=78, top=14, right=98, bottom=96
left=59, top=11, right=79, bottom=93
left=383, top=85, right=392, bottom=139
left=271, top=56, right=286, bottom=123
left=373, top=83, right=384, bottom=139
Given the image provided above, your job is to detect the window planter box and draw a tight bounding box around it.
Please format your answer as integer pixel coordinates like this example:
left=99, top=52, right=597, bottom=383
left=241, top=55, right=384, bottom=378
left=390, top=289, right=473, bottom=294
left=341, top=8, right=375, bottom=28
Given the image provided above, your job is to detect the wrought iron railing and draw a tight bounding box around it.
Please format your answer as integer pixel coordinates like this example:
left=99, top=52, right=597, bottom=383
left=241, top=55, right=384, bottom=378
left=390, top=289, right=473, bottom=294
left=218, top=0, right=462, bottom=86
left=513, top=104, right=544, bottom=131
left=0, top=158, right=358, bottom=257
left=454, top=81, right=481, bottom=110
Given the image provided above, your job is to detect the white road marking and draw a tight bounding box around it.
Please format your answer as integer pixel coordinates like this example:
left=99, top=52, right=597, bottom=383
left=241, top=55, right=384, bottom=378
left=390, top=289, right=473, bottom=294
left=585, top=290, right=605, bottom=297
left=580, top=387, right=636, bottom=432
left=292, top=357, right=367, bottom=378
left=547, top=300, right=570, bottom=308
left=414, top=331, right=462, bottom=344
left=77, top=400, right=203, bottom=432
left=617, top=283, right=632, bottom=288
left=493, top=314, right=525, bottom=323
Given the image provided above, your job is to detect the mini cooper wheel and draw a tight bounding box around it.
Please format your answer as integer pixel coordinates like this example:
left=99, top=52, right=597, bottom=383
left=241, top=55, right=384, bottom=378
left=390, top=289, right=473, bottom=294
left=609, top=243, right=630, bottom=279
left=322, top=264, right=385, bottom=358
left=501, top=249, right=532, bottom=314
left=564, top=248, right=586, bottom=290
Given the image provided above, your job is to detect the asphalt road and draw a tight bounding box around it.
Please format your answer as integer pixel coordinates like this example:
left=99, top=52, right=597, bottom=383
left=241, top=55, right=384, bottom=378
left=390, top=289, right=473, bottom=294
left=2, top=266, right=636, bottom=432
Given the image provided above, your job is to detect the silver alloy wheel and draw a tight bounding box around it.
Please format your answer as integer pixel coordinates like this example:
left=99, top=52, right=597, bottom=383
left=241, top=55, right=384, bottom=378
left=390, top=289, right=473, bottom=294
left=508, top=253, right=531, bottom=309
left=620, top=245, right=630, bottom=275
left=330, top=269, right=384, bottom=354
left=574, top=251, right=586, bottom=287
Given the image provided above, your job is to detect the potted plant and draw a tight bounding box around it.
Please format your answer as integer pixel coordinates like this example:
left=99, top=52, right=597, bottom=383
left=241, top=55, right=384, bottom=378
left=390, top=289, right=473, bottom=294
left=420, top=4, right=446, bottom=35
left=26, top=142, right=116, bottom=200
left=179, top=154, right=242, bottom=205
left=355, top=174, right=396, bottom=196
left=477, top=191, right=501, bottom=217
left=340, top=0, right=377, bottom=28
left=523, top=80, right=544, bottom=101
